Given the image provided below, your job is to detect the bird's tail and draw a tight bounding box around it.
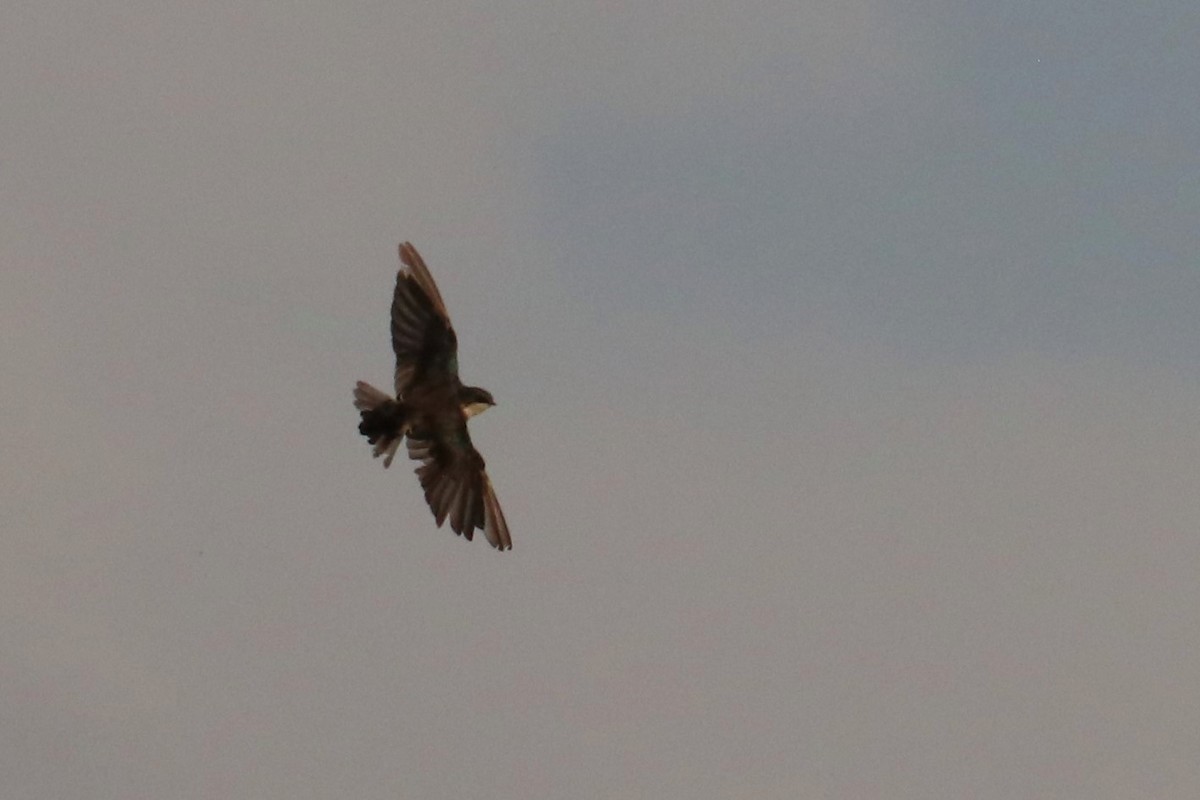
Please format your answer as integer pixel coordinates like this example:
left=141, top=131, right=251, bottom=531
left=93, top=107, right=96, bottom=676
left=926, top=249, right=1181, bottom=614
left=353, top=381, right=407, bottom=468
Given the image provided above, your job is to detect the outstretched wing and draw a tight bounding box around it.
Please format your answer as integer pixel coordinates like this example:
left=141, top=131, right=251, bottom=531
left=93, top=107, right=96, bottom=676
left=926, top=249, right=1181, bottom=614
left=406, top=421, right=512, bottom=551
left=391, top=242, right=459, bottom=397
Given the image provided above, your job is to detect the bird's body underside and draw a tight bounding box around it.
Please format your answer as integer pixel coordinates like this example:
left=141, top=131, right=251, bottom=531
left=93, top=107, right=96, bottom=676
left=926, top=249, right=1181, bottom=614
left=354, top=242, right=511, bottom=551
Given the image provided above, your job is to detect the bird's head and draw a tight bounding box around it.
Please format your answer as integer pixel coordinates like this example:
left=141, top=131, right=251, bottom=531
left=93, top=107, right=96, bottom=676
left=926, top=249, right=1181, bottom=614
left=461, top=386, right=496, bottom=418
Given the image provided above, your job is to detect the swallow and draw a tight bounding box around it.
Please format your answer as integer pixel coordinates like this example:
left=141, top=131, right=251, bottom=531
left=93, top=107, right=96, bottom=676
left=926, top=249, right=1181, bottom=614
left=354, top=242, right=511, bottom=550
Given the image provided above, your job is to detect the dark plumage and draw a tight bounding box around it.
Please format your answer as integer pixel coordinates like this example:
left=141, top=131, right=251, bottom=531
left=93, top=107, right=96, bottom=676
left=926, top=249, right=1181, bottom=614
left=354, top=242, right=511, bottom=550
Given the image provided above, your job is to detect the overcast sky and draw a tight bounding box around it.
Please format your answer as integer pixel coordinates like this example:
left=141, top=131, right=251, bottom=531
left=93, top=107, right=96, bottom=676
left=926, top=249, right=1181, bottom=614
left=3, top=2, right=1199, bottom=798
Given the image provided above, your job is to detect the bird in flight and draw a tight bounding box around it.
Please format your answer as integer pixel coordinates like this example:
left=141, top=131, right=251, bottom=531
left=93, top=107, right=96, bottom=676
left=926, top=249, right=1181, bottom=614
left=354, top=242, right=511, bottom=550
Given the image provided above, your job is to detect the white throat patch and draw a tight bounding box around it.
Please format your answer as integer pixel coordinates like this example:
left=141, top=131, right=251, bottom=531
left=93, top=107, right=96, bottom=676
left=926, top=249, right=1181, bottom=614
left=464, top=401, right=491, bottom=418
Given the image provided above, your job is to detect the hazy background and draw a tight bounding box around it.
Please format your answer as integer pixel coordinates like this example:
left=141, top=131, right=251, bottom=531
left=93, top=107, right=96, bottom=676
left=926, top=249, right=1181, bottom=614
left=3, top=3, right=1199, bottom=798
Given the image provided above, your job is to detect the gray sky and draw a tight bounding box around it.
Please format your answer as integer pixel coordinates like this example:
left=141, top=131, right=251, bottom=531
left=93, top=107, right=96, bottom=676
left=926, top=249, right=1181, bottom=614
left=3, top=2, right=1199, bottom=798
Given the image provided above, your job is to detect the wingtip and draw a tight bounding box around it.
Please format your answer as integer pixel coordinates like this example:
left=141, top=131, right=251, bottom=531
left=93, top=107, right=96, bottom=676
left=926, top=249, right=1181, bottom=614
left=483, top=479, right=513, bottom=551
left=394, top=240, right=450, bottom=321
left=398, top=241, right=418, bottom=268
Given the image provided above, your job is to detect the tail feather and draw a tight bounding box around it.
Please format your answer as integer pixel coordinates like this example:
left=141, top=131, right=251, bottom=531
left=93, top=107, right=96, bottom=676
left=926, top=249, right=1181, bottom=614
left=353, top=381, right=407, bottom=468
left=354, top=380, right=392, bottom=411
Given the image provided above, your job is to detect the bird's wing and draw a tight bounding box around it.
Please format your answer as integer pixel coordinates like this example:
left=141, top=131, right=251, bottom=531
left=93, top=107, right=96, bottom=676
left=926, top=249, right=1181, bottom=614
left=391, top=242, right=459, bottom=397
left=405, top=421, right=512, bottom=551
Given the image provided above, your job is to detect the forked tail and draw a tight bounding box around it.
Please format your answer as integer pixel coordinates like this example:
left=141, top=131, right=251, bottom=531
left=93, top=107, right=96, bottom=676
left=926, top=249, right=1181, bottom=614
left=353, top=381, right=407, bottom=467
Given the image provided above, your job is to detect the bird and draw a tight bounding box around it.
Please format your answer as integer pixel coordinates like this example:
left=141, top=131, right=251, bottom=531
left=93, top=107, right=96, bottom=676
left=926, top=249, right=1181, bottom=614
left=354, top=242, right=511, bottom=550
